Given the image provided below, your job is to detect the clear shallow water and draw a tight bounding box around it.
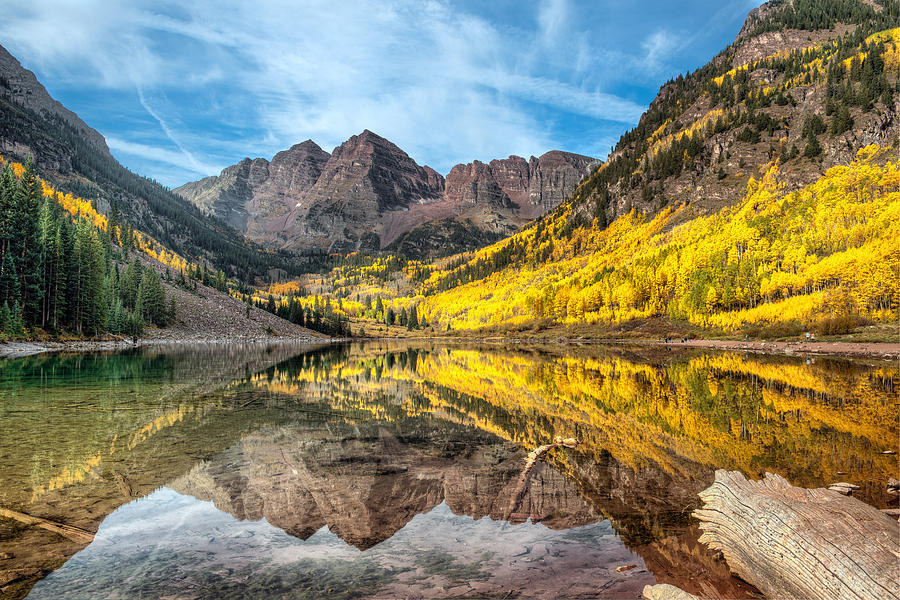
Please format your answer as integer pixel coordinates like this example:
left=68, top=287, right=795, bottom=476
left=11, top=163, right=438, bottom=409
left=0, top=341, right=897, bottom=599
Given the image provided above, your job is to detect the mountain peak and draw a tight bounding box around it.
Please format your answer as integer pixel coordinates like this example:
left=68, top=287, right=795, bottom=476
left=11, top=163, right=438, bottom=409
left=177, top=130, right=594, bottom=255
left=0, top=43, right=110, bottom=156
left=291, top=139, right=326, bottom=153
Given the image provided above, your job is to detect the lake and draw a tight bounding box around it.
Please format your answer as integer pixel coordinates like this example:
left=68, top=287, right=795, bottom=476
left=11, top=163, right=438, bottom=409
left=0, top=341, right=896, bottom=599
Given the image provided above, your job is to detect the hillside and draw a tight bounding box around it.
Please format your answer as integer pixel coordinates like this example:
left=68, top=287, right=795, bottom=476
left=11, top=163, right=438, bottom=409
left=0, top=155, right=317, bottom=347
left=415, top=0, right=900, bottom=336
left=570, top=0, right=898, bottom=228
left=175, top=130, right=595, bottom=257
left=0, top=44, right=309, bottom=282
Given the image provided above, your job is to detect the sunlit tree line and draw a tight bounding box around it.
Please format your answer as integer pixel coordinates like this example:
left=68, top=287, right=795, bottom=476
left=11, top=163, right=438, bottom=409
left=421, top=146, right=898, bottom=332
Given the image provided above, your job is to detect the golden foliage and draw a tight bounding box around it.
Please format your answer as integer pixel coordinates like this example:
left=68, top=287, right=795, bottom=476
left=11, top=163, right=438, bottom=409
left=421, top=146, right=899, bottom=332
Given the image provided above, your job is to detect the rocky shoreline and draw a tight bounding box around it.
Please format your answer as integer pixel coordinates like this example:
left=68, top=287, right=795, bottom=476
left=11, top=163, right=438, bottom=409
left=0, top=334, right=330, bottom=359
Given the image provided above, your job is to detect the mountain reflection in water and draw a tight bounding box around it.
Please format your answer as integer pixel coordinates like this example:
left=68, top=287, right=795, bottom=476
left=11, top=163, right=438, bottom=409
left=0, top=341, right=896, bottom=599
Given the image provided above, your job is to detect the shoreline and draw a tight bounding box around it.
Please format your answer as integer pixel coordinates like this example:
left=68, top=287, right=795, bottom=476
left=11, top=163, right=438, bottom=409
left=2, top=334, right=897, bottom=360
left=366, top=335, right=900, bottom=359
left=602, top=337, right=900, bottom=359
left=0, top=335, right=330, bottom=359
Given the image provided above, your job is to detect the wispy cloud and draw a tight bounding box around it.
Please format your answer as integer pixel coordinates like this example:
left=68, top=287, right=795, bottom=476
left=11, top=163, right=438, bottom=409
left=642, top=30, right=681, bottom=73
left=135, top=87, right=212, bottom=175
left=0, top=1, right=764, bottom=186
left=537, top=0, right=570, bottom=47
left=107, top=137, right=225, bottom=177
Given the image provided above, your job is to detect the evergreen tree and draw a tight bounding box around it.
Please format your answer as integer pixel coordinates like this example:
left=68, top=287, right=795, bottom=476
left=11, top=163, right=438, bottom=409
left=831, top=105, right=853, bottom=135
left=49, top=223, right=69, bottom=330
left=804, top=134, right=823, bottom=158
left=8, top=303, right=24, bottom=337
left=72, top=220, right=106, bottom=335
left=121, top=258, right=141, bottom=310
left=18, top=158, right=44, bottom=327
left=407, top=305, right=419, bottom=330
left=0, top=301, right=10, bottom=334
left=0, top=165, right=15, bottom=264
left=137, top=268, right=166, bottom=326
left=0, top=251, right=19, bottom=309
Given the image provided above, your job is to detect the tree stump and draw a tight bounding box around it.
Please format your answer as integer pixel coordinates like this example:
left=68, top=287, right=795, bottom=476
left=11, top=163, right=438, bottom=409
left=693, top=470, right=899, bottom=600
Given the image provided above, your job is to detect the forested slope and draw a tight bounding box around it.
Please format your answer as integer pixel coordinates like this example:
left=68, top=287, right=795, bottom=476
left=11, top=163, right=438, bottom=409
left=414, top=3, right=900, bottom=335
left=420, top=146, right=897, bottom=333
left=0, top=157, right=316, bottom=341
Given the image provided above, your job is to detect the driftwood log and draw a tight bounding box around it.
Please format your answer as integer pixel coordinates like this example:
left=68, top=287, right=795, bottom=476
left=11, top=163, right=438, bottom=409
left=0, top=507, right=94, bottom=544
left=641, top=583, right=700, bottom=600
left=691, top=470, right=899, bottom=600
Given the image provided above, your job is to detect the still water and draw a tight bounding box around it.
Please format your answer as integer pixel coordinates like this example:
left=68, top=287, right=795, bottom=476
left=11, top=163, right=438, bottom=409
left=0, top=342, right=896, bottom=599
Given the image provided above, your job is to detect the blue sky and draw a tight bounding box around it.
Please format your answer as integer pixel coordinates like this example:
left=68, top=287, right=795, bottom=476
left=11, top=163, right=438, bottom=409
left=0, top=0, right=763, bottom=187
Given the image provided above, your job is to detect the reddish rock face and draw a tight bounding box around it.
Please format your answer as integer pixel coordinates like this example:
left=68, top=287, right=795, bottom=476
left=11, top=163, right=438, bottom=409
left=175, top=130, right=595, bottom=255
left=170, top=422, right=599, bottom=550
left=444, top=151, right=596, bottom=221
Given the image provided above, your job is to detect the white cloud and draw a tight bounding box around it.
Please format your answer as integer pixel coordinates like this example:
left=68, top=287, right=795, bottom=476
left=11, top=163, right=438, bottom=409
left=135, top=88, right=213, bottom=175
left=0, top=0, right=656, bottom=181
left=538, top=0, right=570, bottom=47
left=642, top=30, right=680, bottom=73
left=107, top=137, right=224, bottom=176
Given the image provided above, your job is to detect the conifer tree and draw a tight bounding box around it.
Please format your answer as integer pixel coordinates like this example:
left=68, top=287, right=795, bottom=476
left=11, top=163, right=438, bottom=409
left=18, top=158, right=44, bottom=326
left=831, top=105, right=853, bottom=135
left=0, top=251, right=19, bottom=310
left=0, top=301, right=10, bottom=334
left=0, top=164, right=15, bottom=262
left=137, top=268, right=166, bottom=326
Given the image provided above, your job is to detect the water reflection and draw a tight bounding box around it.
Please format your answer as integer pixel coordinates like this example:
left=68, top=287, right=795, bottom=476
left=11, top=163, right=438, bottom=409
left=29, top=491, right=646, bottom=600
left=0, top=341, right=895, bottom=599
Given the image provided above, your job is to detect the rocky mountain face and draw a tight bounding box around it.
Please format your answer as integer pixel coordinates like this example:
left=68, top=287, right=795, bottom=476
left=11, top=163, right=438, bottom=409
left=175, top=131, right=595, bottom=256
left=570, top=0, right=899, bottom=229
left=0, top=44, right=110, bottom=170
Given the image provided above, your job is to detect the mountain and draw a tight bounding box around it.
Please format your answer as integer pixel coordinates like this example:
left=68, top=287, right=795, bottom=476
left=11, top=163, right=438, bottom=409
left=411, top=0, right=900, bottom=335
left=0, top=44, right=307, bottom=281
left=175, top=130, right=595, bottom=256
left=569, top=0, right=898, bottom=228
left=0, top=45, right=110, bottom=169
left=170, top=419, right=597, bottom=550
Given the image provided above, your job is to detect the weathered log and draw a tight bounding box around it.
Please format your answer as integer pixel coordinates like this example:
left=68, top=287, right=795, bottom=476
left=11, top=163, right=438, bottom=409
left=641, top=583, right=701, bottom=600
left=503, top=437, right=577, bottom=520
left=0, top=507, right=94, bottom=544
left=693, top=470, right=899, bottom=600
